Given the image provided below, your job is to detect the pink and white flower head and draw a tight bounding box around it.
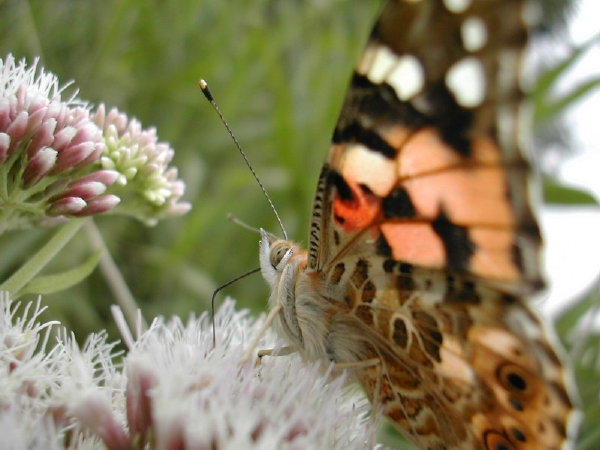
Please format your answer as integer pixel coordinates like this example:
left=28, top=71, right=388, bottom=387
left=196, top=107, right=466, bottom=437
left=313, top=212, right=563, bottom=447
left=0, top=54, right=116, bottom=232
left=0, top=54, right=189, bottom=233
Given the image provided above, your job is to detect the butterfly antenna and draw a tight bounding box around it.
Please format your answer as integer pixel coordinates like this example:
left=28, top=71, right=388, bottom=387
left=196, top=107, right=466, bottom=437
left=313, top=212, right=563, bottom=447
left=227, top=213, right=261, bottom=233
left=199, top=79, right=288, bottom=241
left=210, top=267, right=261, bottom=348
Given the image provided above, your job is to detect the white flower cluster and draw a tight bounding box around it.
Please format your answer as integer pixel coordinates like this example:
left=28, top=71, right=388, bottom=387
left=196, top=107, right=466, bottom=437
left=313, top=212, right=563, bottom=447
left=0, top=293, right=376, bottom=449
left=92, top=104, right=190, bottom=225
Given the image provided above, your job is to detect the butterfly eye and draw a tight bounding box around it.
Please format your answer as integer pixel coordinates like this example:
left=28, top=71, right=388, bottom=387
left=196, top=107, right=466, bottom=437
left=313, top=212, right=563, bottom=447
left=270, top=243, right=294, bottom=270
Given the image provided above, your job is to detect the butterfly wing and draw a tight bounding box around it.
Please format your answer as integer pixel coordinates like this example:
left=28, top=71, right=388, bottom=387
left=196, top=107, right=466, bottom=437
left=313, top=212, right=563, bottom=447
left=321, top=253, right=574, bottom=448
left=309, top=0, right=542, bottom=294
left=306, top=0, right=577, bottom=447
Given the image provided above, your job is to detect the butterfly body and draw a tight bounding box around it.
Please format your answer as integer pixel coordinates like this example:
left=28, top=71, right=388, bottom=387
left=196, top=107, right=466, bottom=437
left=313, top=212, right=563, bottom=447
left=257, top=0, right=577, bottom=448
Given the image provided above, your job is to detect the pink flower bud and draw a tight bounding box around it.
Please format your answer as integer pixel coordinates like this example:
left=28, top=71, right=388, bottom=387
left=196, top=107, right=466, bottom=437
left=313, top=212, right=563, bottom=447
left=27, top=95, right=50, bottom=115
left=74, top=169, right=120, bottom=187
left=72, top=394, right=131, bottom=450
left=23, top=147, right=57, bottom=186
left=74, top=194, right=120, bottom=216
left=0, top=99, right=11, bottom=130
left=168, top=202, right=192, bottom=216
left=52, top=142, right=95, bottom=174
left=6, top=110, right=28, bottom=155
left=126, top=363, right=156, bottom=440
left=47, top=196, right=86, bottom=216
left=27, top=118, right=57, bottom=158
left=52, top=125, right=77, bottom=150
left=25, top=106, right=47, bottom=135
left=71, top=122, right=101, bottom=146
left=0, top=132, right=10, bottom=163
left=59, top=181, right=107, bottom=200
left=74, top=142, right=104, bottom=169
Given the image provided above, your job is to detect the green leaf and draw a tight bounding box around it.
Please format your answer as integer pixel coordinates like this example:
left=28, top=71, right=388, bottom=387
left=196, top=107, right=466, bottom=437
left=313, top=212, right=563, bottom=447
left=535, top=33, right=600, bottom=99
left=0, top=219, right=86, bottom=297
left=534, top=32, right=600, bottom=126
left=537, top=76, right=600, bottom=126
left=21, top=250, right=102, bottom=296
left=543, top=177, right=598, bottom=205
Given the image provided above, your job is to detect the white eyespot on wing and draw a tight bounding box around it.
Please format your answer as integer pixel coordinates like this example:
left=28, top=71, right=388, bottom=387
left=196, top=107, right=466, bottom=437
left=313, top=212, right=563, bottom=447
left=461, top=16, right=487, bottom=52
left=443, top=0, right=471, bottom=14
left=358, top=45, right=424, bottom=101
left=362, top=45, right=398, bottom=84
left=445, top=57, right=486, bottom=108
left=388, top=54, right=425, bottom=101
left=341, top=143, right=396, bottom=197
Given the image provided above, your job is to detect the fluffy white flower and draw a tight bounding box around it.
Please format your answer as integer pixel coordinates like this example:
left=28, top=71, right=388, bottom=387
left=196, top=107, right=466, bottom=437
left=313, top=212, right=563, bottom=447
left=0, top=292, right=376, bottom=449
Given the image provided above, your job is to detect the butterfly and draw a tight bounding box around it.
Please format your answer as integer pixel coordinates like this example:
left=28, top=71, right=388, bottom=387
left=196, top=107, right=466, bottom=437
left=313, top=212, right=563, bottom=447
left=258, top=0, right=578, bottom=448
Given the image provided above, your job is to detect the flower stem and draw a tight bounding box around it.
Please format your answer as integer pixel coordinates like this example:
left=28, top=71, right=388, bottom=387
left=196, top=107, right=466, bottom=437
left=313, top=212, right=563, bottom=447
left=0, top=218, right=87, bottom=296
left=84, top=220, right=144, bottom=331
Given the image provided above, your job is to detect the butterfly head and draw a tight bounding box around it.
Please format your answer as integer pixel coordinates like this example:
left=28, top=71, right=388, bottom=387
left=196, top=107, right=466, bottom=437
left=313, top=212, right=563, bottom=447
left=259, top=229, right=297, bottom=286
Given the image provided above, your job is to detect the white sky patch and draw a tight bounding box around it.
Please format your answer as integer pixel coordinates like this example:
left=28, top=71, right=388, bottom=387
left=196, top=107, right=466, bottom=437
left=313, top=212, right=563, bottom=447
left=445, top=57, right=486, bottom=107
left=388, top=54, right=424, bottom=100
left=536, top=0, right=600, bottom=326
left=443, top=0, right=471, bottom=14
left=461, top=16, right=487, bottom=52
left=540, top=207, right=600, bottom=319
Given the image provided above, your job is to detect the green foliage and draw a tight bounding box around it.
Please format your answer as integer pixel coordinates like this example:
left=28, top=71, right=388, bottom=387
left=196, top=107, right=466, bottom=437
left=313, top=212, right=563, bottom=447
left=534, top=32, right=600, bottom=127
left=556, top=279, right=600, bottom=450
left=21, top=249, right=102, bottom=296
left=0, top=0, right=380, bottom=323
left=0, top=219, right=87, bottom=296
left=544, top=177, right=598, bottom=204
left=0, top=0, right=598, bottom=448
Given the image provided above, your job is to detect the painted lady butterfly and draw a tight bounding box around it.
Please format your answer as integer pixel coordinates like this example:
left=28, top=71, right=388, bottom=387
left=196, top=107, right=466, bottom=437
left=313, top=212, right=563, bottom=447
left=258, top=0, right=578, bottom=448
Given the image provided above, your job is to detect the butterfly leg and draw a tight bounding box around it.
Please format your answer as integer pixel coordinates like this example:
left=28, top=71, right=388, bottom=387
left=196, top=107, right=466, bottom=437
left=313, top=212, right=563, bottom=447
left=253, top=345, right=298, bottom=367
left=332, top=358, right=380, bottom=372
left=257, top=346, right=297, bottom=359
left=240, top=302, right=283, bottom=364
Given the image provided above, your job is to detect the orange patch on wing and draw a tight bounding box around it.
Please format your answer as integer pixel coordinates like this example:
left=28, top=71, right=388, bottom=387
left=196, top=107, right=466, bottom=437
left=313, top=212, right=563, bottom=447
left=396, top=129, right=515, bottom=226
left=333, top=178, right=381, bottom=232
left=469, top=228, right=520, bottom=281
left=399, top=128, right=501, bottom=178
left=404, top=166, right=514, bottom=225
left=380, top=222, right=445, bottom=268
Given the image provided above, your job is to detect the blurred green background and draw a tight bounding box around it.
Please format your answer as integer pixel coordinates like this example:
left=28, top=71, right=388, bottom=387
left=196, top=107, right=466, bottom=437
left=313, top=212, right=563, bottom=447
left=0, top=0, right=598, bottom=448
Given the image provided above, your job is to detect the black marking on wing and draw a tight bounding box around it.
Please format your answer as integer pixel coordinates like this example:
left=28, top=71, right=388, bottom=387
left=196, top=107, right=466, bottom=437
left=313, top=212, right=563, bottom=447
left=336, top=74, right=475, bottom=157
left=416, top=81, right=474, bottom=157
left=327, top=170, right=353, bottom=202
left=376, top=235, right=393, bottom=257
left=337, top=74, right=428, bottom=130
left=333, top=121, right=396, bottom=158
left=308, top=165, right=330, bottom=269
left=432, top=210, right=475, bottom=273
left=382, top=187, right=416, bottom=218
